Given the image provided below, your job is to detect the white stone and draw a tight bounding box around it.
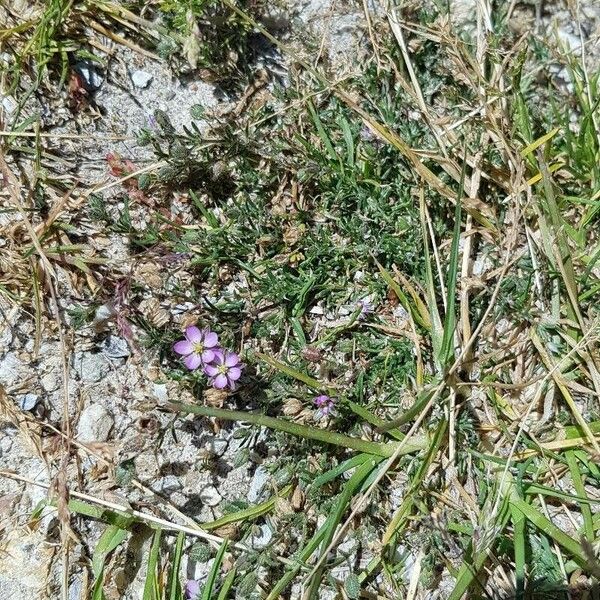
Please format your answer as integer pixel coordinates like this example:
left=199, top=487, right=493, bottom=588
left=160, top=475, right=182, bottom=493
left=249, top=523, right=273, bottom=549
left=73, top=352, right=110, bottom=383
left=41, top=371, right=59, bottom=392
left=131, top=70, right=153, bottom=89
left=100, top=335, right=130, bottom=359
left=77, top=404, right=114, bottom=442
left=19, top=393, right=39, bottom=411
left=0, top=352, right=21, bottom=386
left=247, top=466, right=269, bottom=503
left=1, top=95, right=17, bottom=115
left=211, top=438, right=228, bottom=456
left=153, top=383, right=168, bottom=403
left=200, top=485, right=222, bottom=507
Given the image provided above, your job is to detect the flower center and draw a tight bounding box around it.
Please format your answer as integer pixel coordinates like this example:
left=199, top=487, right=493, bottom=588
left=192, top=342, right=205, bottom=354
left=217, top=364, right=229, bottom=375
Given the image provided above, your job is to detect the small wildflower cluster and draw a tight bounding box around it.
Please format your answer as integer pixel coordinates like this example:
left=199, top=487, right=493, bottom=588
left=314, top=394, right=336, bottom=420
left=174, top=325, right=244, bottom=390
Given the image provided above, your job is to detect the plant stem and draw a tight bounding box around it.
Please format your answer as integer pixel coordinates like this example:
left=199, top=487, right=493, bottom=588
left=169, top=403, right=428, bottom=458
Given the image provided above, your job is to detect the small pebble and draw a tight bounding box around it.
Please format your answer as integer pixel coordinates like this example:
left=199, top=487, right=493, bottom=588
left=1, top=96, right=17, bottom=115
left=77, top=404, right=114, bottom=443
left=247, top=466, right=270, bottom=503
left=200, top=485, right=222, bottom=507
left=249, top=523, right=273, bottom=549
left=131, top=70, right=153, bottom=89
left=19, top=393, right=39, bottom=411
left=160, top=475, right=182, bottom=493
left=100, top=335, right=130, bottom=359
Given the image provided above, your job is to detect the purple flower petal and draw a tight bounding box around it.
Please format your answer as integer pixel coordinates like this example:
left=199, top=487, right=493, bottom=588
left=204, top=331, right=218, bottom=348
left=213, top=374, right=228, bottom=389
left=227, top=380, right=237, bottom=391
left=173, top=340, right=193, bottom=356
left=184, top=353, right=202, bottom=370
left=185, top=326, right=203, bottom=343
left=228, top=367, right=242, bottom=381
left=201, top=349, right=216, bottom=364
left=204, top=364, right=219, bottom=377
left=185, top=580, right=201, bottom=600
left=224, top=352, right=240, bottom=367
left=211, top=349, right=225, bottom=364
left=314, top=394, right=329, bottom=407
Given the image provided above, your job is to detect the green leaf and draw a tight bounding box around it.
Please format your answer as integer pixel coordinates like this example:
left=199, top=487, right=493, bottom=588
left=91, top=525, right=129, bottom=600
left=344, top=573, right=361, bottom=599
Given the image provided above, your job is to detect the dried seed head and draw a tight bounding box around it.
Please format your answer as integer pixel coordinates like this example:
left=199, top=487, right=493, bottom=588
left=291, top=485, right=305, bottom=511
left=274, top=497, right=294, bottom=517
left=213, top=523, right=239, bottom=540
left=203, top=388, right=229, bottom=408
left=138, top=297, right=169, bottom=327
left=282, top=397, right=303, bottom=416
left=301, top=346, right=322, bottom=363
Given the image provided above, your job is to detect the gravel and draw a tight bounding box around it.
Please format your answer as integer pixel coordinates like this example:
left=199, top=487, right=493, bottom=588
left=77, top=403, right=114, bottom=443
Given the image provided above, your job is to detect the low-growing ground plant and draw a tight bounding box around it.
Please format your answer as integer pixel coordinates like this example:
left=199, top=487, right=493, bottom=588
left=2, top=0, right=600, bottom=599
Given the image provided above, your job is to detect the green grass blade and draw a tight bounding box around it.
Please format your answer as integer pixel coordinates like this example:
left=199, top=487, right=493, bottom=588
left=265, top=518, right=330, bottom=600
left=306, top=457, right=382, bottom=599
left=510, top=503, right=526, bottom=600
left=91, top=524, right=129, bottom=600
left=201, top=485, right=292, bottom=530
left=307, top=99, right=339, bottom=165
left=143, top=529, right=162, bottom=600
left=346, top=400, right=404, bottom=441
left=201, top=539, right=229, bottom=600
left=167, top=532, right=185, bottom=600
left=216, top=568, right=236, bottom=600
left=565, top=451, right=595, bottom=542
left=256, top=352, right=323, bottom=390
left=510, top=497, right=588, bottom=565
left=311, top=454, right=373, bottom=489
left=439, top=151, right=466, bottom=367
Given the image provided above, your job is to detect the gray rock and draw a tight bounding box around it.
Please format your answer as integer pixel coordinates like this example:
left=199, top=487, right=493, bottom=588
left=100, top=335, right=130, bottom=359
left=1, top=95, right=17, bottom=115
left=73, top=352, right=110, bottom=383
left=247, top=466, right=269, bottom=503
left=131, top=70, right=153, bottom=89
left=77, top=404, right=114, bottom=442
left=0, top=352, right=21, bottom=386
left=211, top=438, right=228, bottom=456
left=153, top=383, right=168, bottom=403
left=68, top=576, right=83, bottom=600
left=249, top=523, right=273, bottom=549
left=200, top=485, right=222, bottom=507
left=41, top=371, right=59, bottom=392
left=19, top=393, right=39, bottom=411
left=160, top=475, right=182, bottom=493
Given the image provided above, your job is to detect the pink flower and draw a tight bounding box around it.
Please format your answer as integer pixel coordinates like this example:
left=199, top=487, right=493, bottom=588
left=314, top=394, right=336, bottom=419
left=204, top=350, right=244, bottom=390
left=173, top=326, right=219, bottom=370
